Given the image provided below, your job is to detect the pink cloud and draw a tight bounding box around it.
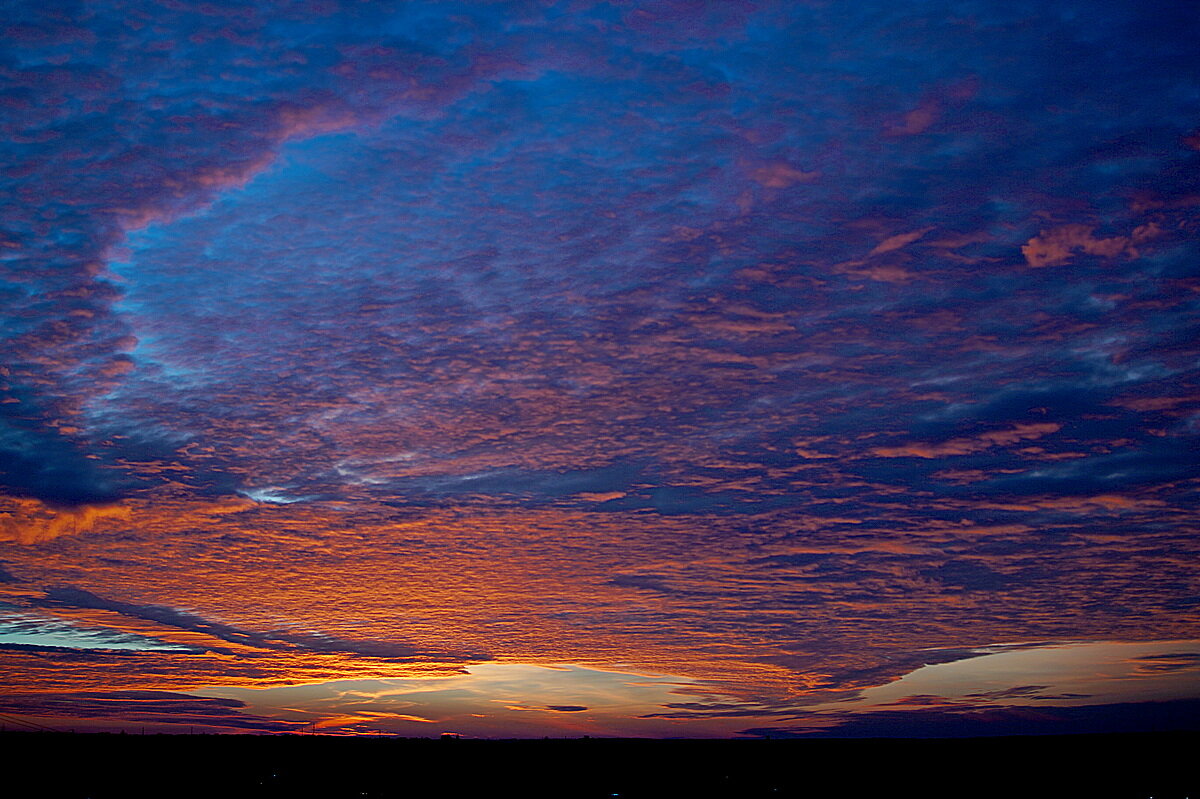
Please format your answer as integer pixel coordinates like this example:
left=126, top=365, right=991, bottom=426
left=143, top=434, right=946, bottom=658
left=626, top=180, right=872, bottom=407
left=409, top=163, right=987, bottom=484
left=748, top=162, right=819, bottom=189
left=871, top=423, right=1061, bottom=458
left=869, top=227, right=934, bottom=256
left=1019, top=224, right=1155, bottom=267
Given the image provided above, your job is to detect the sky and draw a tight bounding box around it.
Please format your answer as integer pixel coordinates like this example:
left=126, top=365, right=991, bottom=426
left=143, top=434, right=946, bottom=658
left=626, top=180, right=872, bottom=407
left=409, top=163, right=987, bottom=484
left=1, top=0, right=1198, bottom=738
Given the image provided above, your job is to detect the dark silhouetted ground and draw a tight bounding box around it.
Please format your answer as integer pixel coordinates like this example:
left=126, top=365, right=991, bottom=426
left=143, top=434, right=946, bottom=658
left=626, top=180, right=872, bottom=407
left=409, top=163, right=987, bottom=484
left=3, top=730, right=1194, bottom=798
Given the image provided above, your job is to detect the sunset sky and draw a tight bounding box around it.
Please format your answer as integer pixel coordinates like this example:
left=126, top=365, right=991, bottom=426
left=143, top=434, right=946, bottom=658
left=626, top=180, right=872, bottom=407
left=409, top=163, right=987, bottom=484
left=1, top=0, right=1198, bottom=738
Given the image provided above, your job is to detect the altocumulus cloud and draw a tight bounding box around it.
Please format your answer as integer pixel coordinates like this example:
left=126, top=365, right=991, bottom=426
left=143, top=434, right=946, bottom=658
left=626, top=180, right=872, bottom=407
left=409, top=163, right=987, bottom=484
left=0, top=0, right=1197, bottom=735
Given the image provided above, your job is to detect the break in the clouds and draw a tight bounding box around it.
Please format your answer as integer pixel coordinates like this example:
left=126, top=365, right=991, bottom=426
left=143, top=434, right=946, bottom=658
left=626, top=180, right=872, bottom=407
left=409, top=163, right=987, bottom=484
left=1, top=1, right=1198, bottom=737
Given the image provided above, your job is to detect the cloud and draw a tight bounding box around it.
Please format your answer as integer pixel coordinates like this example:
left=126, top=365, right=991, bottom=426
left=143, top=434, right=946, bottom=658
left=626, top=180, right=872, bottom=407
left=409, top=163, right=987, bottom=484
left=0, top=404, right=133, bottom=507
left=918, top=560, right=1007, bottom=592
left=984, top=435, right=1199, bottom=495
left=0, top=497, right=132, bottom=545
left=740, top=698, right=1200, bottom=738
left=37, top=586, right=483, bottom=662
left=1128, top=653, right=1200, bottom=674
left=0, top=0, right=1197, bottom=737
left=0, top=690, right=300, bottom=732
left=1020, top=223, right=1161, bottom=267
left=748, top=162, right=819, bottom=189
left=870, top=423, right=1061, bottom=459
left=869, top=228, right=933, bottom=256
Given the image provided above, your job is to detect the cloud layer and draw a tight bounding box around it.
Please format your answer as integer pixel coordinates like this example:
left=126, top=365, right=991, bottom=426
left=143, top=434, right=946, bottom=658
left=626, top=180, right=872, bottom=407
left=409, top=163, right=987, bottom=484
left=1, top=0, right=1198, bottom=735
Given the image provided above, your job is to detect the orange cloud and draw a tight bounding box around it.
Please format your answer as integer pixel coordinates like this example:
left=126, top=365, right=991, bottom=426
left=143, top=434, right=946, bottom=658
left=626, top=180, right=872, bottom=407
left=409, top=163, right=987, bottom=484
left=98, top=356, right=135, bottom=377
left=832, top=260, right=914, bottom=284
left=869, top=227, right=933, bottom=256
left=1020, top=222, right=1161, bottom=267
left=575, top=491, right=626, bottom=502
left=749, top=162, right=819, bottom=188
left=1109, top=395, right=1195, bottom=412
left=0, top=497, right=132, bottom=545
left=1022, top=494, right=1166, bottom=512
left=871, top=423, right=1061, bottom=458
